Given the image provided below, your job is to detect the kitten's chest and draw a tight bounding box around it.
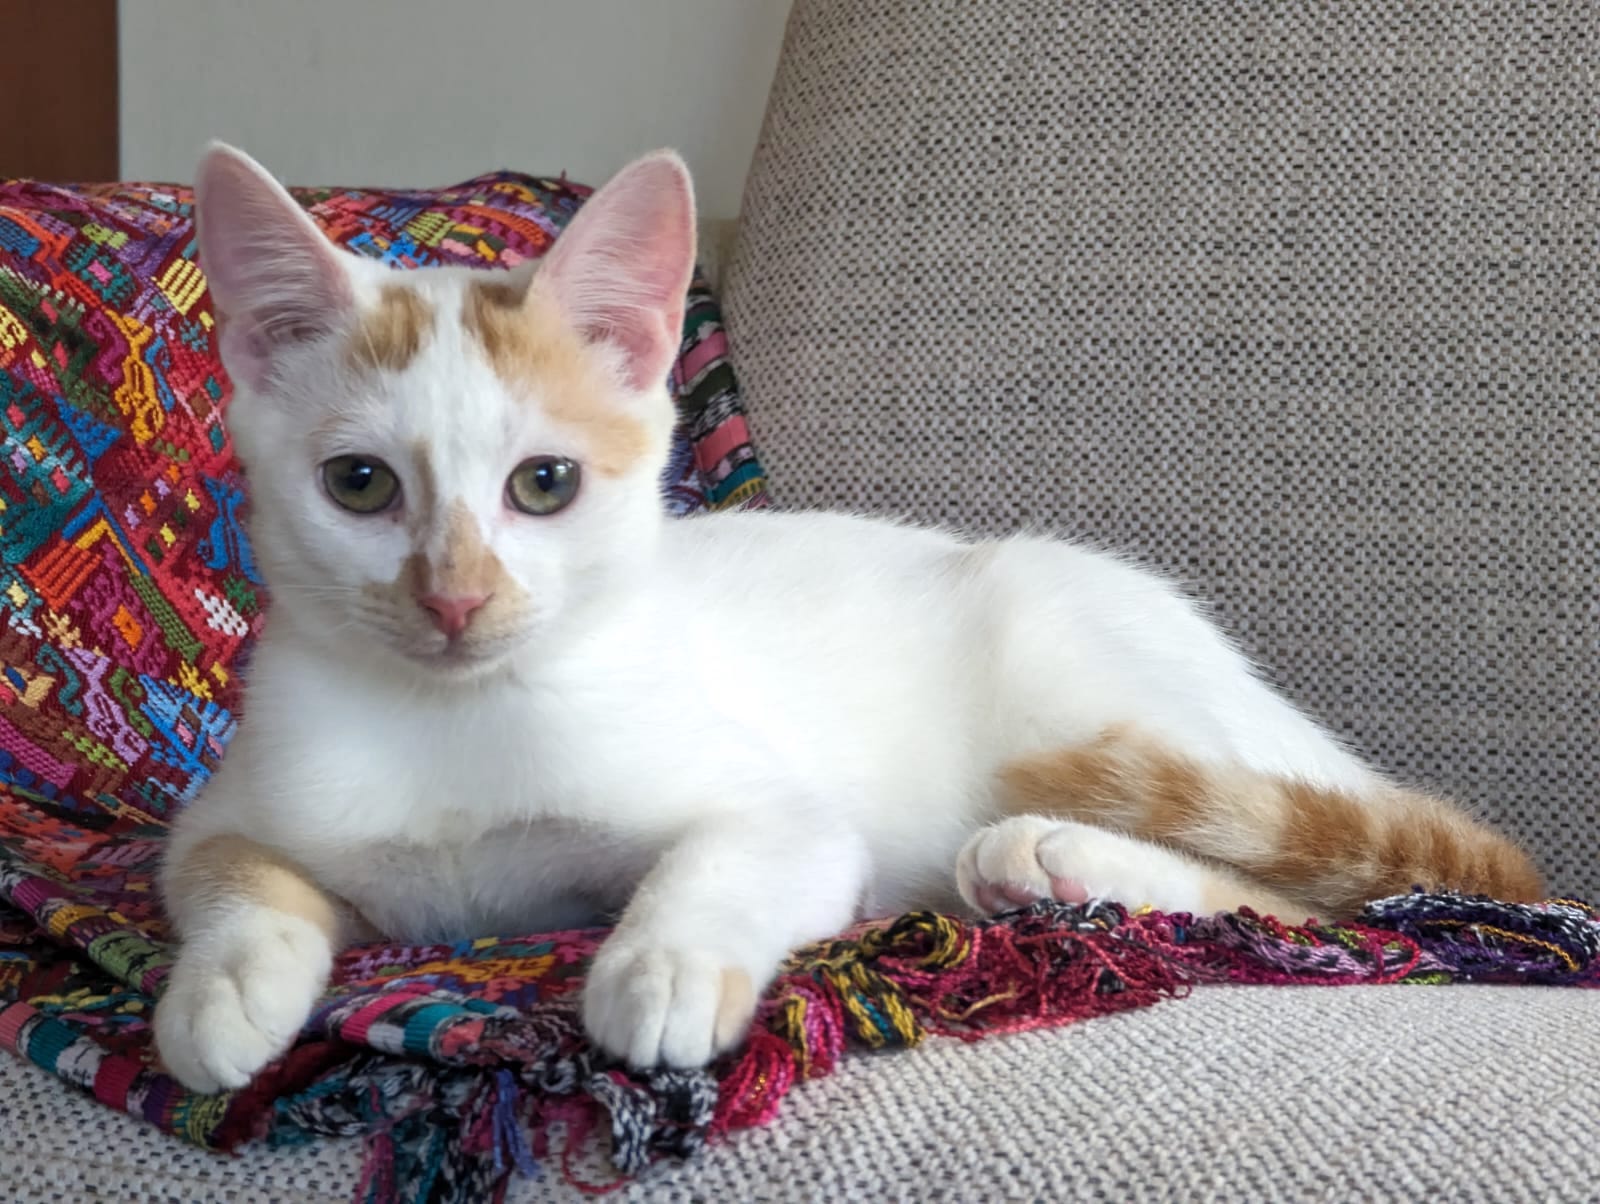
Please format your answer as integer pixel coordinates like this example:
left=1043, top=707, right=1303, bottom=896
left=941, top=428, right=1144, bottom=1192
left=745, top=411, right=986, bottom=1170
left=289, top=666, right=699, bottom=836
left=325, top=818, right=657, bottom=943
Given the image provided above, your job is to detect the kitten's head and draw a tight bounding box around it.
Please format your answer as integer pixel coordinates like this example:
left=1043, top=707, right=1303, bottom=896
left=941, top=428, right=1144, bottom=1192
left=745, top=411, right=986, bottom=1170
left=195, top=144, right=695, bottom=677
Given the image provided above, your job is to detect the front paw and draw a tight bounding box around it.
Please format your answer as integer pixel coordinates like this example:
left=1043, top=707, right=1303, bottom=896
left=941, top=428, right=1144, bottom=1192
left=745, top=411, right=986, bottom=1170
left=154, top=911, right=332, bottom=1093
left=582, top=935, right=759, bottom=1069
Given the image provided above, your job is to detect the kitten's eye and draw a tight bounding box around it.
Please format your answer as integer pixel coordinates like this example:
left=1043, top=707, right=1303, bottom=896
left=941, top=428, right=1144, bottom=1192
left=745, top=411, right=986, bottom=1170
left=507, top=456, right=581, bottom=516
left=321, top=455, right=400, bottom=514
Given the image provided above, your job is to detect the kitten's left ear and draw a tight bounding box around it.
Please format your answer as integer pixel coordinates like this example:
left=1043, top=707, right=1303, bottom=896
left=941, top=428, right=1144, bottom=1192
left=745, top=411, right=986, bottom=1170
left=536, top=151, right=696, bottom=393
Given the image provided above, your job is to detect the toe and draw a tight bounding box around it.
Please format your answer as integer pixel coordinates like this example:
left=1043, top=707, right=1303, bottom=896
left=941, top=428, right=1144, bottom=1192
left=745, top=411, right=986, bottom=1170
left=1049, top=875, right=1089, bottom=904
left=998, top=881, right=1045, bottom=907
left=656, top=953, right=719, bottom=1069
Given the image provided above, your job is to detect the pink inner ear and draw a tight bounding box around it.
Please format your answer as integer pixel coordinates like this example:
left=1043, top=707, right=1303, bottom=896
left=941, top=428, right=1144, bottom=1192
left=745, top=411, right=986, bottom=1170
left=536, top=153, right=696, bottom=392
left=589, top=309, right=682, bottom=393
left=195, top=144, right=353, bottom=391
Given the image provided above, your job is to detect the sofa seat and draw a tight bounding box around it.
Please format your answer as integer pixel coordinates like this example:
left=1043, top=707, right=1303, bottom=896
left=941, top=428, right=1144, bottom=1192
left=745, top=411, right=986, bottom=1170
left=8, top=984, right=1598, bottom=1201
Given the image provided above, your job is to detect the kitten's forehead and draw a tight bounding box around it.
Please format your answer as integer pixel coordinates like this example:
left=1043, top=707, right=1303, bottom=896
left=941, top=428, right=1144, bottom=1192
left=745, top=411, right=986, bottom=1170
left=346, top=284, right=434, bottom=375
left=339, top=267, right=651, bottom=479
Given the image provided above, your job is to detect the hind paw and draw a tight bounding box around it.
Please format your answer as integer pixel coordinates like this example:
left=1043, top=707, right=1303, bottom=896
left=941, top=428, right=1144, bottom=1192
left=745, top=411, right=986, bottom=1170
left=957, top=816, right=1205, bottom=915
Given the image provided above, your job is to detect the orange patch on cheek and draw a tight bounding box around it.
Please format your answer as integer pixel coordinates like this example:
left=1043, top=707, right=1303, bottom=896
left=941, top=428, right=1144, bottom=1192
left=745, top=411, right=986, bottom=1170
left=461, top=278, right=652, bottom=477
left=346, top=283, right=434, bottom=373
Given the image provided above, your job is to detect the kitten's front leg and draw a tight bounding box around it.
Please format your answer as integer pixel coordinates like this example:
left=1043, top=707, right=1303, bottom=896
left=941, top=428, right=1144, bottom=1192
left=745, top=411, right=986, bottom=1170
left=154, top=831, right=346, bottom=1093
left=584, top=818, right=868, bottom=1069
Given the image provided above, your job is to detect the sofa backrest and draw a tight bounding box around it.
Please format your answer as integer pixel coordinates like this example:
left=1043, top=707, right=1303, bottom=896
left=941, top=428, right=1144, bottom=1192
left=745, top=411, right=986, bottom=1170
left=722, top=0, right=1600, bottom=894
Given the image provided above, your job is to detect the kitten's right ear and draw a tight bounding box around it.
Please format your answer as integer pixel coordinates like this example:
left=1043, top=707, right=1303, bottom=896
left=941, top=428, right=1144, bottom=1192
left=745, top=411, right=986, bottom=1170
left=194, top=142, right=354, bottom=391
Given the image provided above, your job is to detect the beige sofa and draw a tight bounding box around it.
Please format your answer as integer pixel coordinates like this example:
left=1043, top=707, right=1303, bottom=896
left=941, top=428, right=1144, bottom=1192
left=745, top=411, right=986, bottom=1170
left=7, top=1, right=1599, bottom=1199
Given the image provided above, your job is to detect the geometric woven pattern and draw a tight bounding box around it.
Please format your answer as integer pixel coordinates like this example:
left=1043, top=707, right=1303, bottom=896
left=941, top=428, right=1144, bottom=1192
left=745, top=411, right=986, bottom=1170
left=0, top=172, right=764, bottom=824
left=0, top=169, right=765, bottom=1180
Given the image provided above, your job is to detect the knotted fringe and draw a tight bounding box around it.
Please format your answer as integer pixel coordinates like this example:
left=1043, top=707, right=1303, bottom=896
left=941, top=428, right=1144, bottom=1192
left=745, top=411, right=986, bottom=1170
left=269, top=893, right=1600, bottom=1203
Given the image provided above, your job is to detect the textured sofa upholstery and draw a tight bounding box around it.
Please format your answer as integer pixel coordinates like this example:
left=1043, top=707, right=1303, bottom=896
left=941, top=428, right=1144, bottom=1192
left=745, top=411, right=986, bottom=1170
left=725, top=0, right=1600, bottom=900
left=9, top=984, right=1598, bottom=1201
left=8, top=2, right=1599, bottom=1200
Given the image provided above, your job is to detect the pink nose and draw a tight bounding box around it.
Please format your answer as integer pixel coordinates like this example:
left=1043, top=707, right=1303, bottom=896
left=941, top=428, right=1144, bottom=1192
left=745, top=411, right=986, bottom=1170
left=417, top=593, right=488, bottom=638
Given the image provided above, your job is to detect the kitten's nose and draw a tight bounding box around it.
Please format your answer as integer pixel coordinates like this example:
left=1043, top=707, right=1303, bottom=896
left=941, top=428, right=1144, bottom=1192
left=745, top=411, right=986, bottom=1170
left=417, top=593, right=489, bottom=638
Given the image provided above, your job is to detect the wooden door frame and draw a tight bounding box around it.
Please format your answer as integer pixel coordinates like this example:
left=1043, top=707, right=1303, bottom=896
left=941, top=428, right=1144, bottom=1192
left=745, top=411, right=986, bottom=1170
left=0, top=0, right=120, bottom=181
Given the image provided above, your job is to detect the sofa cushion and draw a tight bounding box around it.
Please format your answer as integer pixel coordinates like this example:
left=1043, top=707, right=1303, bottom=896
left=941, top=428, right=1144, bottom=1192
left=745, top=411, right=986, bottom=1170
left=723, top=0, right=1600, bottom=896
left=7, top=983, right=1599, bottom=1201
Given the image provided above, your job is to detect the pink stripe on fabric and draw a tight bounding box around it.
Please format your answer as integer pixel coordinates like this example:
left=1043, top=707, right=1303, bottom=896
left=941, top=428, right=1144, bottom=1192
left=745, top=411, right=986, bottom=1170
left=694, top=416, right=750, bottom=472
left=677, top=330, right=728, bottom=384
left=0, top=714, right=76, bottom=786
left=336, top=981, right=436, bottom=1043
left=8, top=876, right=61, bottom=914
left=0, top=1000, right=38, bottom=1050
left=94, top=1052, right=140, bottom=1105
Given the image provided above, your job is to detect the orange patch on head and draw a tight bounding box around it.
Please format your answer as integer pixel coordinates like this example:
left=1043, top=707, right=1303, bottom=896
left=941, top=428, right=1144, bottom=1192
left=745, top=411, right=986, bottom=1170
left=406, top=437, right=440, bottom=537
left=461, top=277, right=652, bottom=476
left=461, top=276, right=531, bottom=369
left=347, top=283, right=433, bottom=373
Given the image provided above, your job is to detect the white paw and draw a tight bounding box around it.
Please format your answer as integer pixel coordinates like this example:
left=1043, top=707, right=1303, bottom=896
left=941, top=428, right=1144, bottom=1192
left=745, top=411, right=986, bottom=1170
left=154, top=911, right=333, bottom=1093
left=582, top=933, right=758, bottom=1069
left=957, top=816, right=1204, bottom=915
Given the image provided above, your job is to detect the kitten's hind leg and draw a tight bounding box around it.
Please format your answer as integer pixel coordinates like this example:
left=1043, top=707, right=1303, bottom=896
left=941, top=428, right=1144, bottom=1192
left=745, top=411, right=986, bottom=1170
left=997, top=729, right=1543, bottom=915
left=957, top=815, right=1314, bottom=922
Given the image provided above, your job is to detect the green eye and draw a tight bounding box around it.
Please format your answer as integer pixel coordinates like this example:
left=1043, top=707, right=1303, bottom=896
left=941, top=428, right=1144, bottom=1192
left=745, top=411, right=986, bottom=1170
left=507, top=456, right=580, bottom=515
left=321, top=455, right=400, bottom=514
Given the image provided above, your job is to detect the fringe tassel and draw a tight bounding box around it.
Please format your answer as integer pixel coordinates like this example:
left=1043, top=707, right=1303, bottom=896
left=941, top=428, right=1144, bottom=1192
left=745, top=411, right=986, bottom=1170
left=270, top=892, right=1600, bottom=1204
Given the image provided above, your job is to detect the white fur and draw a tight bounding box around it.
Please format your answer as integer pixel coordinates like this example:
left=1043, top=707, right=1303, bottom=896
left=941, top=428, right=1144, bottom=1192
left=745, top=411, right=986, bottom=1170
left=154, top=904, right=330, bottom=1091
left=157, top=145, right=1383, bottom=1090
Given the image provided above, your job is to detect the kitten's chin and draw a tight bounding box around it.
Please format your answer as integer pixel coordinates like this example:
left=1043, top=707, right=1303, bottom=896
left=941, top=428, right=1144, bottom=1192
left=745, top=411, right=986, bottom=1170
left=403, top=640, right=519, bottom=679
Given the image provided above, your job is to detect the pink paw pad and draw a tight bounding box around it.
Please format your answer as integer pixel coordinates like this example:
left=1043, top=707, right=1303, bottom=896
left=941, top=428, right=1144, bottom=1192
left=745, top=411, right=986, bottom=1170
left=1049, top=876, right=1089, bottom=904
left=974, top=876, right=1089, bottom=914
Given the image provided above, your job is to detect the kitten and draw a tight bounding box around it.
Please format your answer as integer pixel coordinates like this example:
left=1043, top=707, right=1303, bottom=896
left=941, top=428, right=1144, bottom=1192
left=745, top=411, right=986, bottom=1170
left=154, top=143, right=1541, bottom=1092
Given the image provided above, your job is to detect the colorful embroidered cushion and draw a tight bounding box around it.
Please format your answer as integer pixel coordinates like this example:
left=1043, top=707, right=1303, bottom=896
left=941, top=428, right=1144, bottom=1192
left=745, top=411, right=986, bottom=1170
left=0, top=173, right=766, bottom=822
left=0, top=171, right=765, bottom=1167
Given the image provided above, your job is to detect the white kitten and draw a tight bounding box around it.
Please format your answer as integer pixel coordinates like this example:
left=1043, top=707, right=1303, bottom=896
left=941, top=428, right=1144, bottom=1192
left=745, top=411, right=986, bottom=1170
left=154, top=144, right=1540, bottom=1093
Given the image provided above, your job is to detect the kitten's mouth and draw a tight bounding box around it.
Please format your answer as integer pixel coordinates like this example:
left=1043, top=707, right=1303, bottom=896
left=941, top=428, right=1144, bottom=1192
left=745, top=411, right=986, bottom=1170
left=428, top=640, right=501, bottom=669
left=408, top=628, right=531, bottom=675
left=374, top=617, right=528, bottom=675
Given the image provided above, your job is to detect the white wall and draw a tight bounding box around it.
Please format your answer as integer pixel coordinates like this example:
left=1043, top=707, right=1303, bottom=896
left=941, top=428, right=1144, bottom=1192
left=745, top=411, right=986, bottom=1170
left=118, top=0, right=792, bottom=220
